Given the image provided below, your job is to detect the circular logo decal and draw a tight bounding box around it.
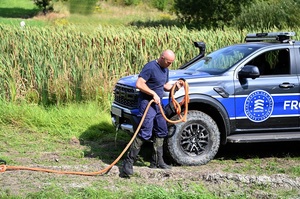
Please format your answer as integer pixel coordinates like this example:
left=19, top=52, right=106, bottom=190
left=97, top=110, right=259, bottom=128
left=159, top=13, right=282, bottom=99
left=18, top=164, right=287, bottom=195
left=244, top=90, right=274, bottom=122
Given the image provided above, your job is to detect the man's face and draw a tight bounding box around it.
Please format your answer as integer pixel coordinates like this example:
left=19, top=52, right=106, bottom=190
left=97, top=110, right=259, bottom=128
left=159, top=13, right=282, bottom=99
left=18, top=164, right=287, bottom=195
left=161, top=56, right=174, bottom=68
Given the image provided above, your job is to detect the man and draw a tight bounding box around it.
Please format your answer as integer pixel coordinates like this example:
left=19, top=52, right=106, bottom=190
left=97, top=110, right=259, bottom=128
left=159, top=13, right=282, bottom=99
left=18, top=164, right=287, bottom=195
left=121, top=49, right=181, bottom=177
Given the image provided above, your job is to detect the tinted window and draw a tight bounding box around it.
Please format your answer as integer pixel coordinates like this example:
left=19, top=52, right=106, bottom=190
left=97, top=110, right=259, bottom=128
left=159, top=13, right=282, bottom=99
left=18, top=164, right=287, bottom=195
left=246, top=49, right=290, bottom=75
left=186, top=45, right=260, bottom=74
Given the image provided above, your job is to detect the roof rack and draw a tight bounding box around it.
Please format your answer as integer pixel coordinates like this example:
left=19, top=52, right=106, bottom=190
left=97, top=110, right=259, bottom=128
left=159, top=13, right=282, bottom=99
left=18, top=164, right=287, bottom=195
left=245, top=32, right=295, bottom=43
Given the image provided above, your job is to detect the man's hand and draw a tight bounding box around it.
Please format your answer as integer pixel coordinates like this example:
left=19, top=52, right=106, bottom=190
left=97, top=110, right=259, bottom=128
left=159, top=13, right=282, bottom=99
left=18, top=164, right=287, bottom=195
left=153, top=93, right=160, bottom=104
left=175, top=81, right=183, bottom=91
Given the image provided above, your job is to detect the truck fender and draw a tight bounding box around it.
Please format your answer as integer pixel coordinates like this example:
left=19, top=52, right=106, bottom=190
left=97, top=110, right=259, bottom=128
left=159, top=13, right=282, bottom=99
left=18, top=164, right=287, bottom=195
left=165, top=94, right=231, bottom=144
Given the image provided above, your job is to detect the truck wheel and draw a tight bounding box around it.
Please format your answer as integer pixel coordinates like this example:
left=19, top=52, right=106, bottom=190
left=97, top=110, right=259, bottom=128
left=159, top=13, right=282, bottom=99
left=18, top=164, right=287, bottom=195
left=167, top=110, right=220, bottom=166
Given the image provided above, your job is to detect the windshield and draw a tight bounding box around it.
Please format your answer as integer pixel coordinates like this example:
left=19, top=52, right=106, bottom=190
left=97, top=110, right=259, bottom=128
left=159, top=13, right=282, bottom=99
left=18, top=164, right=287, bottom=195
left=186, top=45, right=260, bottom=74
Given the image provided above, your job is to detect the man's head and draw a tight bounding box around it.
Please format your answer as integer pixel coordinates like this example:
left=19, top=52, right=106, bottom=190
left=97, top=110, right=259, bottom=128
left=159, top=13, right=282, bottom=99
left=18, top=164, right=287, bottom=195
left=157, top=49, right=175, bottom=68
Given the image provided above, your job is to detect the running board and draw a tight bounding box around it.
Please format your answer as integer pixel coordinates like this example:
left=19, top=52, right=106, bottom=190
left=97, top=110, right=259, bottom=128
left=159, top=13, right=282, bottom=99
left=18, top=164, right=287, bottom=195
left=227, top=131, right=300, bottom=143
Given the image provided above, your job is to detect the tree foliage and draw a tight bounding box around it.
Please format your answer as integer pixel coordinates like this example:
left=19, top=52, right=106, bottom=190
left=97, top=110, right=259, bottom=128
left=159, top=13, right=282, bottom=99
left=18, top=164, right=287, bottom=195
left=112, top=0, right=172, bottom=10
left=33, top=0, right=54, bottom=14
left=173, top=0, right=251, bottom=29
left=233, top=0, right=300, bottom=31
left=174, top=0, right=300, bottom=30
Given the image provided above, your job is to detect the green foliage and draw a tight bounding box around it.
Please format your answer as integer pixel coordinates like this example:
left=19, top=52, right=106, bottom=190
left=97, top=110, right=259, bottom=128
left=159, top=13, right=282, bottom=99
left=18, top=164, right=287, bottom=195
left=0, top=25, right=227, bottom=105
left=1, top=24, right=300, bottom=105
left=124, top=0, right=141, bottom=6
left=69, top=0, right=98, bottom=15
left=33, top=0, right=54, bottom=14
left=233, top=0, right=300, bottom=31
left=0, top=0, right=39, bottom=18
left=10, top=181, right=217, bottom=198
left=95, top=0, right=173, bottom=9
left=152, top=0, right=170, bottom=11
left=0, top=100, right=111, bottom=138
left=174, top=0, right=251, bottom=29
left=132, top=183, right=217, bottom=199
left=289, top=165, right=300, bottom=176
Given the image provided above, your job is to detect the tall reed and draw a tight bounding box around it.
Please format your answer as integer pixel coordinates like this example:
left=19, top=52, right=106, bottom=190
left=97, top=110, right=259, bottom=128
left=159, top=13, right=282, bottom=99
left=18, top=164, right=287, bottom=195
left=0, top=25, right=297, bottom=108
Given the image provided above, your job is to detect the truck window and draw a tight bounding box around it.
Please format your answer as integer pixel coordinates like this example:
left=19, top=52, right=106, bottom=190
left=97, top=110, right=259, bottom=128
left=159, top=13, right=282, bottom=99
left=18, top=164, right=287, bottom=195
left=246, top=49, right=290, bottom=75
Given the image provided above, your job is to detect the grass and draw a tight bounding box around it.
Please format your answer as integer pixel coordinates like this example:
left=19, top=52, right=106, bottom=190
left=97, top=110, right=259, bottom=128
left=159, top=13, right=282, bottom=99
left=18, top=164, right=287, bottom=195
left=0, top=0, right=39, bottom=18
left=0, top=0, right=177, bottom=29
left=6, top=182, right=217, bottom=199
left=0, top=101, right=118, bottom=164
left=88, top=2, right=177, bottom=26
left=221, top=157, right=300, bottom=176
left=0, top=101, right=114, bottom=138
left=0, top=0, right=47, bottom=27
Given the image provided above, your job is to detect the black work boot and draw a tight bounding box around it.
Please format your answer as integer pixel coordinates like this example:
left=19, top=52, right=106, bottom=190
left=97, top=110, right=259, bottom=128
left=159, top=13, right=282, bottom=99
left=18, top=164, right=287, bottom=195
left=120, top=136, right=144, bottom=178
left=149, top=137, right=171, bottom=169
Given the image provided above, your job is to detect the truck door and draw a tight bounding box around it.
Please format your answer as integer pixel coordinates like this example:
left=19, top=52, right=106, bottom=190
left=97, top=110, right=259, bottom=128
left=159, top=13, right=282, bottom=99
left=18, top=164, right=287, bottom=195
left=234, top=48, right=300, bottom=130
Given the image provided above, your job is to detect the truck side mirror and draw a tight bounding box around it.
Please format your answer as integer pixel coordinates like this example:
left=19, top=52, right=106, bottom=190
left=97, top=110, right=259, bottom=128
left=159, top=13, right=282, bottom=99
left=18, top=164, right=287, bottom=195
left=238, top=65, right=260, bottom=79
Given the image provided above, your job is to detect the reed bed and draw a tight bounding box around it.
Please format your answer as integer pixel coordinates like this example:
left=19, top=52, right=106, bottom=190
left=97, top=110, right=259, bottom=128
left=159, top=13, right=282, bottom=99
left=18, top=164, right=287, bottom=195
left=0, top=25, right=297, bottom=109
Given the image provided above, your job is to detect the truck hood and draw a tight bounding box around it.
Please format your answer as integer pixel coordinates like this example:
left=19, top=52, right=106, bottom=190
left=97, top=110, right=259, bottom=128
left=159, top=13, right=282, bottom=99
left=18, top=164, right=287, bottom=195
left=117, top=69, right=212, bottom=87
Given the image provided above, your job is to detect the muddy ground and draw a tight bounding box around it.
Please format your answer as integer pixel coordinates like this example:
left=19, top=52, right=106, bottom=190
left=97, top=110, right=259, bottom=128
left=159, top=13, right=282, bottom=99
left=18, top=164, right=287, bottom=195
left=1, top=141, right=299, bottom=198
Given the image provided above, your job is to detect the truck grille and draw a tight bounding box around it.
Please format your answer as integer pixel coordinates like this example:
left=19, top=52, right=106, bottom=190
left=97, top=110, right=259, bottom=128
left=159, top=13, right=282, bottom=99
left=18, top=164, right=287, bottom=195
left=113, top=83, right=139, bottom=109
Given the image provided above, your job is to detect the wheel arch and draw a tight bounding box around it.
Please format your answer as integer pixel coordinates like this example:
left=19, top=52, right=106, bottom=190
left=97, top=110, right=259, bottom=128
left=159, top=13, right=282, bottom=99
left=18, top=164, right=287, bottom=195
left=165, top=94, right=230, bottom=145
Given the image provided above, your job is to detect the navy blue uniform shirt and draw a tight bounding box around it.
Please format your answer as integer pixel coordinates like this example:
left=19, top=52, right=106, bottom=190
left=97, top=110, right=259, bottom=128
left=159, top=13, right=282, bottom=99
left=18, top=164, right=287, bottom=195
left=138, top=60, right=169, bottom=100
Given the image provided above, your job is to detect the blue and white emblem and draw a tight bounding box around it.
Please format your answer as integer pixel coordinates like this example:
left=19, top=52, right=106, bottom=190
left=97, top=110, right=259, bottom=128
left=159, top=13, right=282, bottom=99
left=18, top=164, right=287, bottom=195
left=244, top=90, right=274, bottom=122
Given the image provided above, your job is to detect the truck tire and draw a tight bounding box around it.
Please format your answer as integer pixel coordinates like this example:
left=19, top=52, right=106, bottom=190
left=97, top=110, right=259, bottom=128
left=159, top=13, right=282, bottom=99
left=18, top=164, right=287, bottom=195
left=167, top=110, right=220, bottom=166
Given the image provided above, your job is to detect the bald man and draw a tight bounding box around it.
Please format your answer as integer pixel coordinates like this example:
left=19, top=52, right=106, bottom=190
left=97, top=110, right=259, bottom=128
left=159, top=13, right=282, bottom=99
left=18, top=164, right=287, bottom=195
left=121, top=50, right=179, bottom=178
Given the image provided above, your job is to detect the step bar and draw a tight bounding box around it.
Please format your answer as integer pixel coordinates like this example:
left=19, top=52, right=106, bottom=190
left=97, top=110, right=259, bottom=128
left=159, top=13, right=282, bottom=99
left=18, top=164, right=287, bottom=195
left=227, top=131, right=300, bottom=143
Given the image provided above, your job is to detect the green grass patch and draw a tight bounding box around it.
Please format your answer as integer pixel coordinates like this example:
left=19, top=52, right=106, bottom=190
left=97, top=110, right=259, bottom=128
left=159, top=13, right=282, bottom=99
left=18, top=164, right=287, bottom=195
left=0, top=100, right=113, bottom=138
left=0, top=100, right=122, bottom=166
left=289, top=165, right=300, bottom=176
left=0, top=0, right=39, bottom=18
left=220, top=157, right=300, bottom=177
left=0, top=0, right=177, bottom=29
left=0, top=0, right=46, bottom=27
left=131, top=183, right=217, bottom=199
left=4, top=181, right=217, bottom=199
left=0, top=18, right=47, bottom=27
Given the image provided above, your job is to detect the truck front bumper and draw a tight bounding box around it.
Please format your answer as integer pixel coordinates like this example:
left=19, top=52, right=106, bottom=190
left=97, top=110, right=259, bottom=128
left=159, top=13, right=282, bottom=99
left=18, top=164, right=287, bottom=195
left=111, top=103, right=139, bottom=134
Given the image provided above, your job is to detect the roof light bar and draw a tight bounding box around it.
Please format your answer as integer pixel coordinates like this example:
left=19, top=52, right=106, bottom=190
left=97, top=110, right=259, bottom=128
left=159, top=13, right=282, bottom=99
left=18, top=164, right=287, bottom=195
left=245, top=32, right=295, bottom=42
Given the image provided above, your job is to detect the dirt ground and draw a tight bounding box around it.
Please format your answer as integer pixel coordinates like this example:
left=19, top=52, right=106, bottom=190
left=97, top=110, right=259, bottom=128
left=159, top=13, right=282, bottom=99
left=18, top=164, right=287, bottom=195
left=1, top=141, right=300, bottom=198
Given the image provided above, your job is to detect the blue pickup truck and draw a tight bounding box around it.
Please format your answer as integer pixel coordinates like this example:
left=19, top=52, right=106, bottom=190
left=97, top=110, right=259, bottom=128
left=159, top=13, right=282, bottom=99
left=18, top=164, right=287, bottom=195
left=111, top=32, right=300, bottom=165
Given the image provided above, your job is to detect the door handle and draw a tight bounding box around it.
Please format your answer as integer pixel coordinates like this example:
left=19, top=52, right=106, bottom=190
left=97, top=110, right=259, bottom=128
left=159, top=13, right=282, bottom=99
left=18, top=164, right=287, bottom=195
left=279, top=82, right=294, bottom=88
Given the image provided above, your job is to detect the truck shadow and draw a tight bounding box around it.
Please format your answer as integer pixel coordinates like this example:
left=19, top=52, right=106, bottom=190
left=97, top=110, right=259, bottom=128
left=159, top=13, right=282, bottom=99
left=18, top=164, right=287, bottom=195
left=79, top=123, right=299, bottom=166
left=215, top=141, right=300, bottom=160
left=79, top=122, right=121, bottom=163
left=79, top=122, right=153, bottom=166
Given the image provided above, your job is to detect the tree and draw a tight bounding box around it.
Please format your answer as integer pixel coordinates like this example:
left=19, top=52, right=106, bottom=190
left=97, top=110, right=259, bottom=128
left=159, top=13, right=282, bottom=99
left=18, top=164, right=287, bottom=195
left=173, top=0, right=251, bottom=29
left=233, top=0, right=300, bottom=31
left=33, top=0, right=54, bottom=15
